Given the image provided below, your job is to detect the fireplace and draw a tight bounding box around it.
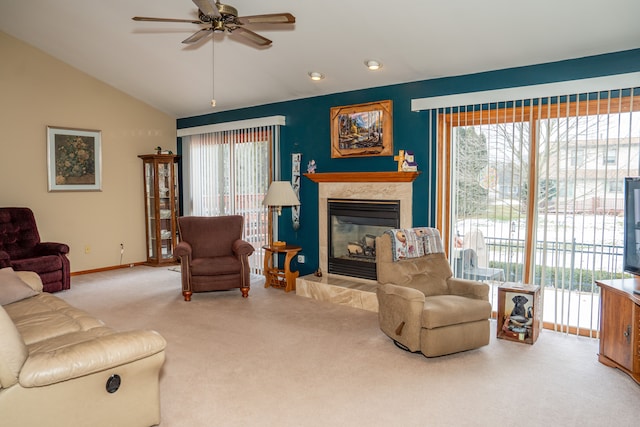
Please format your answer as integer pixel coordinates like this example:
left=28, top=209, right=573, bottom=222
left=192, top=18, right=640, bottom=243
left=328, top=199, right=400, bottom=280
left=297, top=172, right=417, bottom=312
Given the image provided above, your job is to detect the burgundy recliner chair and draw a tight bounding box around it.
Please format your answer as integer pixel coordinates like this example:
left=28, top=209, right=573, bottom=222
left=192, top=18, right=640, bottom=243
left=0, top=207, right=70, bottom=292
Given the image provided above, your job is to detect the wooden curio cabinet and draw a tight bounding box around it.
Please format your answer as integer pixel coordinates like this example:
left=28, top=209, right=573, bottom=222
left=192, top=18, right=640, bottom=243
left=138, top=154, right=179, bottom=265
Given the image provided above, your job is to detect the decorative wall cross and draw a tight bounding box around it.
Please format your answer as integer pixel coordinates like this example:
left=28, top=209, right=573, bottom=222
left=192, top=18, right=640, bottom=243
left=394, top=150, right=405, bottom=171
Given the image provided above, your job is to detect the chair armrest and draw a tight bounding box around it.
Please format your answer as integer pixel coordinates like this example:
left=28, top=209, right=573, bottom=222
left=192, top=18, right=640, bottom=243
left=19, top=330, right=166, bottom=388
left=232, top=239, right=255, bottom=257
left=378, top=283, right=426, bottom=303
left=447, top=277, right=490, bottom=300
left=174, top=241, right=192, bottom=258
left=174, top=242, right=192, bottom=295
left=33, top=242, right=70, bottom=256
left=376, top=283, right=425, bottom=352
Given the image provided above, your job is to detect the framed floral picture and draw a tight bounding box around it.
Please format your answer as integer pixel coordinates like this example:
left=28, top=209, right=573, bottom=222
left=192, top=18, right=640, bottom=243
left=47, top=126, right=102, bottom=191
left=330, top=100, right=393, bottom=158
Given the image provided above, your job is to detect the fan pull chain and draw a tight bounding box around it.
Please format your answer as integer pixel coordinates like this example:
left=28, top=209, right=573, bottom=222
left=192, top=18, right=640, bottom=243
left=211, top=36, right=216, bottom=108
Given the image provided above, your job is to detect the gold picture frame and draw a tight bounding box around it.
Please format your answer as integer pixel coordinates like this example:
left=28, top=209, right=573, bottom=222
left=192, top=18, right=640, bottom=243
left=47, top=126, right=102, bottom=192
left=330, top=100, right=393, bottom=158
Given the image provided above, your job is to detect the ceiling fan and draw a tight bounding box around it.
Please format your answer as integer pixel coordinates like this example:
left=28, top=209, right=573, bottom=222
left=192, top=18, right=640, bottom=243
left=132, top=0, right=295, bottom=47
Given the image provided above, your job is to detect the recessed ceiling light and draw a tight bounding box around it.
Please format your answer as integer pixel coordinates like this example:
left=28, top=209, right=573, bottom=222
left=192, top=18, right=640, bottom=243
left=308, top=71, right=325, bottom=81
left=365, top=60, right=382, bottom=70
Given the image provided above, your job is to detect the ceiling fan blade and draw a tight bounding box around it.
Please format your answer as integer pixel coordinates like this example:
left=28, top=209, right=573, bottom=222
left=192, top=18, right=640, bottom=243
left=133, top=16, right=203, bottom=24
left=237, top=13, right=295, bottom=25
left=192, top=0, right=221, bottom=19
left=182, top=28, right=213, bottom=44
left=232, top=27, right=272, bottom=46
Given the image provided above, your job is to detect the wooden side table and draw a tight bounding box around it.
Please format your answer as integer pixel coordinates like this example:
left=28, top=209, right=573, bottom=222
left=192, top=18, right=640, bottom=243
left=497, top=283, right=541, bottom=344
left=262, top=244, right=301, bottom=293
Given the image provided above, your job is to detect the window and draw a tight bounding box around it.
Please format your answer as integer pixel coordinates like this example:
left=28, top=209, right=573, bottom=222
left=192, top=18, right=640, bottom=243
left=569, top=148, right=585, bottom=167
left=180, top=118, right=284, bottom=273
left=608, top=180, right=623, bottom=193
left=437, top=88, right=640, bottom=336
left=604, top=148, right=618, bottom=165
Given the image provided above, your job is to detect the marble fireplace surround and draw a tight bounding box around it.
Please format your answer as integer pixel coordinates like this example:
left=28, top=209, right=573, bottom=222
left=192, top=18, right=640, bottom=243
left=296, top=172, right=419, bottom=311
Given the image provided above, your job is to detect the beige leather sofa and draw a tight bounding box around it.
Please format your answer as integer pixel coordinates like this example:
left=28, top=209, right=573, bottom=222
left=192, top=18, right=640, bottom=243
left=0, top=268, right=166, bottom=427
left=376, top=230, right=491, bottom=357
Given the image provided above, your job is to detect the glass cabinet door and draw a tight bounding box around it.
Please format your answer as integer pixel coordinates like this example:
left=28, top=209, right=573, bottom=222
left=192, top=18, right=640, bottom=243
left=139, top=154, right=178, bottom=265
left=144, top=162, right=157, bottom=259
left=158, top=161, right=174, bottom=260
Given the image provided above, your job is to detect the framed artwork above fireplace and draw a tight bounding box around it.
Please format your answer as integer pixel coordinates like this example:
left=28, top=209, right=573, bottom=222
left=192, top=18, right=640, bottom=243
left=330, top=100, right=393, bottom=158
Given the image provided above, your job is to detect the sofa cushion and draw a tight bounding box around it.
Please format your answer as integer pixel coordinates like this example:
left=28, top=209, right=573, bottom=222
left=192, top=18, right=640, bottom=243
left=26, top=326, right=115, bottom=354
left=421, top=295, right=492, bottom=329
left=20, top=329, right=166, bottom=388
left=0, top=267, right=38, bottom=305
left=0, top=304, right=28, bottom=389
left=4, top=293, right=104, bottom=346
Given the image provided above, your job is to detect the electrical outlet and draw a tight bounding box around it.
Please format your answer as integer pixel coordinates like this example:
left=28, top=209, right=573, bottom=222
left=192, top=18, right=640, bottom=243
left=84, top=245, right=91, bottom=254
left=297, top=254, right=305, bottom=263
left=120, top=243, right=125, bottom=254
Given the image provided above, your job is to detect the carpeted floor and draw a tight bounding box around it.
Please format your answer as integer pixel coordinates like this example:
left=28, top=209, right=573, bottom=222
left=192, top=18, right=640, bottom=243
left=61, top=266, right=640, bottom=427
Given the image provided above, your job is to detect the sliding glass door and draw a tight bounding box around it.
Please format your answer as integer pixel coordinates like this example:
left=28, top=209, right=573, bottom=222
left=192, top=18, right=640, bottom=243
left=439, top=89, right=640, bottom=335
left=182, top=126, right=275, bottom=273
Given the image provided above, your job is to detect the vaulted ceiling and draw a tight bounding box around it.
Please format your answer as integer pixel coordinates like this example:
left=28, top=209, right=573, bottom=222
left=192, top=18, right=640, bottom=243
left=1, top=0, right=639, bottom=118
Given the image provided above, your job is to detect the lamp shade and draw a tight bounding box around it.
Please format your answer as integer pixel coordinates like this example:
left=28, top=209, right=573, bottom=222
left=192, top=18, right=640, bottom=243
left=263, top=181, right=300, bottom=207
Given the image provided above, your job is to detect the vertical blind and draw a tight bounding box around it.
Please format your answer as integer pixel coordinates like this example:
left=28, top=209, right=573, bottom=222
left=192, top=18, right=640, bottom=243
left=435, top=88, right=640, bottom=336
left=182, top=124, right=278, bottom=273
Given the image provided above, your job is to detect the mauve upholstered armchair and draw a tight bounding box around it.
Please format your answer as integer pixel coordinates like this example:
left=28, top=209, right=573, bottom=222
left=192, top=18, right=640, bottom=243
left=0, top=207, right=70, bottom=293
left=376, top=228, right=491, bottom=357
left=175, top=215, right=255, bottom=301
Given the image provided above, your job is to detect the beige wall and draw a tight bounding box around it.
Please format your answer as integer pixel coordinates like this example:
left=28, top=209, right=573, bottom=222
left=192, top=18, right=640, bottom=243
left=0, top=32, right=176, bottom=273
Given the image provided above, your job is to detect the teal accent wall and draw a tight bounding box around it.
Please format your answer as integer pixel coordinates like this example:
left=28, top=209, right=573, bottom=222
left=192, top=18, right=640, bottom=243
left=177, top=48, right=640, bottom=277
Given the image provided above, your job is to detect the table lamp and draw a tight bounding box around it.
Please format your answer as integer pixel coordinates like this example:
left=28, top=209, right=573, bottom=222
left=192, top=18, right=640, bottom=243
left=263, top=181, right=300, bottom=246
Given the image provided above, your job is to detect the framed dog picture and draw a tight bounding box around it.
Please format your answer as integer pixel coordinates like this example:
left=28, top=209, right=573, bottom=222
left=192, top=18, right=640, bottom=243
left=497, top=283, right=541, bottom=344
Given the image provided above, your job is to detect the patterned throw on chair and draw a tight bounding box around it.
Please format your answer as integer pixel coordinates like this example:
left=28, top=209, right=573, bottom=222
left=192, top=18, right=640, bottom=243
left=384, top=227, right=444, bottom=261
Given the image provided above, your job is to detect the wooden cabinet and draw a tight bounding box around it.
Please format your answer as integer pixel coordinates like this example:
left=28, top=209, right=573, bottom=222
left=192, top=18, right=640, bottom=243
left=595, top=279, right=640, bottom=384
left=139, top=154, right=179, bottom=266
left=496, top=283, right=541, bottom=345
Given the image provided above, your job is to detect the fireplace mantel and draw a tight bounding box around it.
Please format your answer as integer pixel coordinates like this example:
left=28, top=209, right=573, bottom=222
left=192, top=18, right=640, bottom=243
left=303, top=171, right=420, bottom=183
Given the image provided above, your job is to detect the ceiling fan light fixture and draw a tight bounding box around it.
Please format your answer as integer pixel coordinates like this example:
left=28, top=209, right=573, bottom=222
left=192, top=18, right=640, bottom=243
left=308, top=71, right=325, bottom=81
left=132, top=1, right=295, bottom=47
left=365, top=60, right=382, bottom=70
